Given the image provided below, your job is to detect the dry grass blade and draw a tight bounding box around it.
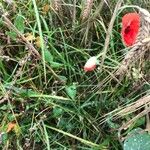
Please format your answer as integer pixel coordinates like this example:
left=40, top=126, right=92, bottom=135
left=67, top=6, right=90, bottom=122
left=1, top=14, right=40, bottom=58
left=81, top=0, right=94, bottom=21
left=118, top=104, right=150, bottom=141
left=72, top=0, right=76, bottom=26
left=80, top=1, right=105, bottom=46
left=0, top=12, right=63, bottom=82
left=120, top=107, right=150, bottom=131
left=115, top=42, right=149, bottom=76
left=117, top=95, right=150, bottom=117
left=146, top=104, right=150, bottom=133
left=0, top=51, right=32, bottom=105
left=117, top=94, right=150, bottom=141
left=97, top=95, right=150, bottom=126
left=52, top=0, right=62, bottom=12
left=100, top=0, right=123, bottom=70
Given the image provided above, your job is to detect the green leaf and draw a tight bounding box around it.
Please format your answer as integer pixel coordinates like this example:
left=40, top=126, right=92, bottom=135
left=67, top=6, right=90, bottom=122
left=0, top=105, right=8, bottom=111
left=44, top=50, right=53, bottom=63
left=0, top=18, right=3, bottom=26
left=0, top=133, right=8, bottom=144
left=6, top=31, right=17, bottom=40
left=4, top=85, right=38, bottom=98
left=124, top=128, right=150, bottom=150
left=44, top=50, right=63, bottom=68
left=52, top=107, right=63, bottom=118
left=5, top=15, right=25, bottom=40
left=14, top=124, right=21, bottom=137
left=50, top=61, right=63, bottom=68
left=58, top=75, right=67, bottom=82
left=65, top=84, right=76, bottom=99
left=14, top=15, right=25, bottom=33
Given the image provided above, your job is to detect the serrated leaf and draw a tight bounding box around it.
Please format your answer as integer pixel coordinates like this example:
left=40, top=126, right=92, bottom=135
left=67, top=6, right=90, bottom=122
left=14, top=15, right=25, bottom=33
left=65, top=84, right=76, bottom=99
left=124, top=128, right=150, bottom=150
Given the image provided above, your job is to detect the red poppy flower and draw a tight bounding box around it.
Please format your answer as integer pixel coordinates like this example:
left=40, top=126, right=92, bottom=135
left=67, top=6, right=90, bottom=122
left=121, top=13, right=140, bottom=47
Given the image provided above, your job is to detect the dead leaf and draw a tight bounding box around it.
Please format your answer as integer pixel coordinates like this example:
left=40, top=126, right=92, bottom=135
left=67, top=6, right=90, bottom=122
left=25, top=33, right=35, bottom=42
left=42, top=4, right=50, bottom=14
left=35, top=36, right=41, bottom=48
left=6, top=122, right=16, bottom=133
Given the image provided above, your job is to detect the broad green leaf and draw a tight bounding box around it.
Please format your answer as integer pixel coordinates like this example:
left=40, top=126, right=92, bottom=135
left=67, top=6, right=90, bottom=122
left=65, top=84, right=76, bottom=99
left=6, top=31, right=17, bottom=40
left=44, top=50, right=53, bottom=63
left=14, top=15, right=25, bottom=33
left=124, top=128, right=150, bottom=150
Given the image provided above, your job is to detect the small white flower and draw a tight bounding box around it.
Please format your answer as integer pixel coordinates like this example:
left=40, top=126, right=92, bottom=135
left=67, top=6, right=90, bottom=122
left=84, top=56, right=98, bottom=72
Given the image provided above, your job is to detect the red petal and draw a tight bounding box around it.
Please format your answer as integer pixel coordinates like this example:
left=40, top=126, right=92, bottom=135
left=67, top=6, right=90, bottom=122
left=121, top=13, right=140, bottom=46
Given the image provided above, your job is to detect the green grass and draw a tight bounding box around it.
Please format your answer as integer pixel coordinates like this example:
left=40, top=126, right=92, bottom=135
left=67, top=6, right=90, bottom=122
left=0, top=0, right=149, bottom=149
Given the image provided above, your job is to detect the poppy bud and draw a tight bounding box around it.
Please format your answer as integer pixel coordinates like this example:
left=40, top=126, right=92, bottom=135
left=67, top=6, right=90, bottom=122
left=84, top=56, right=98, bottom=72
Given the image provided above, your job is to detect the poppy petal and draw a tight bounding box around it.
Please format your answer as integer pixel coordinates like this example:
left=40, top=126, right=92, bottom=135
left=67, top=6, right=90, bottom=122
left=121, top=13, right=140, bottom=46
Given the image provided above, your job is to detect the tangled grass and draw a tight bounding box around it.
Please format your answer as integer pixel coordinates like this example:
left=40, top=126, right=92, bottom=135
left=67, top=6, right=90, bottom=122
left=0, top=0, right=149, bottom=149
